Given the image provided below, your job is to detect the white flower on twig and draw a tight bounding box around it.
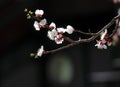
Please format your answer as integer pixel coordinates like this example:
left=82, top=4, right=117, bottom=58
left=33, top=19, right=47, bottom=31
left=95, top=41, right=107, bottom=49
left=55, top=34, right=64, bottom=44
left=35, top=9, right=44, bottom=17
left=57, top=28, right=66, bottom=34
left=49, top=22, right=56, bottom=29
left=47, top=29, right=58, bottom=40
left=95, top=29, right=108, bottom=49
left=66, top=25, right=74, bottom=34
left=37, top=45, right=45, bottom=57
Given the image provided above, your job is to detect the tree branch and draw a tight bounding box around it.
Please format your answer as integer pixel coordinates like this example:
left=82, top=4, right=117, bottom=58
left=63, top=36, right=75, bottom=43
left=110, top=19, right=120, bottom=37
left=44, top=15, right=120, bottom=55
left=74, top=29, right=96, bottom=36
left=26, top=9, right=120, bottom=57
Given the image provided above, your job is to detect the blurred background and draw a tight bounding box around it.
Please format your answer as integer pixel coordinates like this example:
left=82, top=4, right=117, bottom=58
left=0, top=0, right=120, bottom=87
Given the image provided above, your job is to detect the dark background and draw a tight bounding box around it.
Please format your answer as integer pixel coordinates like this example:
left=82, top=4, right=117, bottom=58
left=0, top=0, right=120, bottom=87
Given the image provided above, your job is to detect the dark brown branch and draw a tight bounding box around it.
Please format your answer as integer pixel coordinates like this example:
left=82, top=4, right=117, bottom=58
left=44, top=15, right=120, bottom=55
left=31, top=15, right=42, bottom=21
left=96, top=15, right=120, bottom=34
left=63, top=36, right=75, bottom=43
left=110, top=19, right=120, bottom=37
left=74, top=29, right=96, bottom=36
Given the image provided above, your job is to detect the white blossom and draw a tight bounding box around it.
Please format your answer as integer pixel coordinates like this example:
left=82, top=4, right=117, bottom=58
left=66, top=25, right=74, bottom=34
left=55, top=34, right=64, bottom=44
left=95, top=29, right=108, bottom=49
left=95, top=41, right=107, bottom=49
left=37, top=45, right=44, bottom=57
left=49, top=22, right=56, bottom=29
left=34, top=21, right=40, bottom=31
left=57, top=28, right=66, bottom=34
left=33, top=19, right=47, bottom=31
left=35, top=9, right=44, bottom=17
left=47, top=29, right=58, bottom=40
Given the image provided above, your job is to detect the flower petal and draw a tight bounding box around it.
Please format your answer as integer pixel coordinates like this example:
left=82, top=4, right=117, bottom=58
left=34, top=21, right=40, bottom=31
left=47, top=29, right=58, bottom=40
left=40, top=19, right=47, bottom=27
left=66, top=25, right=74, bottom=34
left=35, top=9, right=44, bottom=17
left=95, top=41, right=107, bottom=49
left=100, top=29, right=107, bottom=40
left=37, top=45, right=44, bottom=57
left=55, top=34, right=64, bottom=44
left=49, top=22, right=56, bottom=29
left=57, top=28, right=66, bottom=34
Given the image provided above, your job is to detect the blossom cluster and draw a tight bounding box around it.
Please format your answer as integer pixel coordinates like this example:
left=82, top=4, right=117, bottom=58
left=47, top=23, right=74, bottom=44
left=25, top=8, right=120, bottom=58
left=25, top=9, right=74, bottom=57
left=33, top=9, right=74, bottom=44
left=95, top=8, right=120, bottom=49
left=95, top=23, right=120, bottom=49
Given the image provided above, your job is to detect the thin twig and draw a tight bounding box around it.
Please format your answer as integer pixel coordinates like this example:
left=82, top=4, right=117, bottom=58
left=74, top=29, right=96, bottom=36
left=63, top=36, right=75, bottom=43
left=31, top=15, right=41, bottom=21
left=110, top=19, right=120, bottom=37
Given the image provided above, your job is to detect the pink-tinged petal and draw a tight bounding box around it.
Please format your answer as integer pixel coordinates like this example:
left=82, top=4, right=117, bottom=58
left=95, top=41, right=107, bottom=49
left=49, top=22, right=56, bottom=29
left=66, top=25, right=74, bottom=34
left=104, top=34, right=109, bottom=41
left=55, top=34, right=64, bottom=44
left=35, top=9, right=44, bottom=17
left=33, top=21, right=40, bottom=31
left=101, top=39, right=106, bottom=44
left=37, top=45, right=44, bottom=57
